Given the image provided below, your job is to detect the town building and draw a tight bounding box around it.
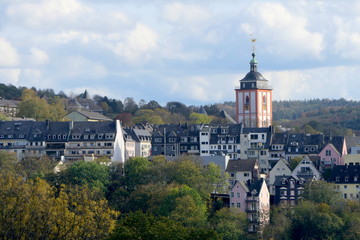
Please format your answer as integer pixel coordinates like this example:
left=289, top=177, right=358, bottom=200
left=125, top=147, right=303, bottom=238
left=0, top=99, right=20, bottom=117
left=329, top=164, right=360, bottom=200
left=273, top=175, right=306, bottom=205
left=230, top=178, right=270, bottom=233
left=235, top=52, right=272, bottom=128
left=65, top=110, right=112, bottom=122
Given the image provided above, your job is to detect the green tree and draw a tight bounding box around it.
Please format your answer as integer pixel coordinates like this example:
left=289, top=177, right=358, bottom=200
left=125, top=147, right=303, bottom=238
left=189, top=112, right=213, bottom=124
left=290, top=201, right=344, bottom=240
left=57, top=161, right=110, bottom=194
left=303, top=180, right=342, bottom=206
left=17, top=89, right=51, bottom=120
left=211, top=208, right=249, bottom=240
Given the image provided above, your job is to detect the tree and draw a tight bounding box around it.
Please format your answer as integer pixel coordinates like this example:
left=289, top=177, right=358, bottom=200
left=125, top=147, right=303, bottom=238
left=57, top=161, right=110, bottom=194
left=290, top=201, right=344, bottom=240
left=17, top=89, right=51, bottom=120
left=0, top=172, right=118, bottom=240
left=143, top=100, right=162, bottom=110
left=189, top=112, right=213, bottom=124
left=115, top=112, right=133, bottom=126
left=302, top=180, right=342, bottom=206
left=211, top=208, right=249, bottom=240
left=132, top=109, right=164, bottom=124
left=124, top=97, right=138, bottom=114
left=166, top=101, right=190, bottom=117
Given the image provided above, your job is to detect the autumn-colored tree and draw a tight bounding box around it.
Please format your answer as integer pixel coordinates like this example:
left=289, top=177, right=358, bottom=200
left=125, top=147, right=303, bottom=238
left=189, top=112, right=213, bottom=124
left=0, top=172, right=118, bottom=240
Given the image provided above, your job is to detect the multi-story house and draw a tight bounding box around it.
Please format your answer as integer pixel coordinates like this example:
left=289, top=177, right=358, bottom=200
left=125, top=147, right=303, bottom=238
left=284, top=133, right=324, bottom=161
left=268, top=158, right=292, bottom=195
left=329, top=164, right=360, bottom=200
left=226, top=159, right=259, bottom=186
left=0, top=120, right=125, bottom=163
left=124, top=126, right=152, bottom=158
left=240, top=127, right=271, bottom=173
left=292, top=156, right=321, bottom=180
left=273, top=175, right=306, bottom=205
left=0, top=120, right=33, bottom=160
left=0, top=99, right=20, bottom=117
left=207, top=124, right=242, bottom=159
left=268, top=133, right=287, bottom=163
left=230, top=178, right=270, bottom=233
left=64, top=121, right=121, bottom=161
left=319, top=137, right=347, bottom=171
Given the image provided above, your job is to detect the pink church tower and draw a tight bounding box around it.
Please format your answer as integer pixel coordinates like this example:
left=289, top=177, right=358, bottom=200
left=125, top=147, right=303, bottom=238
left=235, top=48, right=273, bottom=128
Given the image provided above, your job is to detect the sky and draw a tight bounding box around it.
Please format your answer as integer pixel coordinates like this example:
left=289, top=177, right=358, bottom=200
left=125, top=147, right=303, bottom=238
left=0, top=0, right=360, bottom=106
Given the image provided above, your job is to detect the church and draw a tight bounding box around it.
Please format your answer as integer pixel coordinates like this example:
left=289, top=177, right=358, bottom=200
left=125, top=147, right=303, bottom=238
left=235, top=50, right=273, bottom=128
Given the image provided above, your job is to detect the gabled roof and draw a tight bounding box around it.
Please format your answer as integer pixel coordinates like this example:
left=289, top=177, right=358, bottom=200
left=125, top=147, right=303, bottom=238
left=217, top=110, right=236, bottom=124
left=226, top=159, right=257, bottom=172
left=66, top=110, right=112, bottom=121
left=247, top=178, right=266, bottom=197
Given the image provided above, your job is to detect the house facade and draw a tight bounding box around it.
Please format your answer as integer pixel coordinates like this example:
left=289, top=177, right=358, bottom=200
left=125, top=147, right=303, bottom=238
left=329, top=165, right=360, bottom=200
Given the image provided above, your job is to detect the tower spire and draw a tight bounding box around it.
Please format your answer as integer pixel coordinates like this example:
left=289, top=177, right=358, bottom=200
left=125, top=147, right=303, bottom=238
left=250, top=37, right=257, bottom=72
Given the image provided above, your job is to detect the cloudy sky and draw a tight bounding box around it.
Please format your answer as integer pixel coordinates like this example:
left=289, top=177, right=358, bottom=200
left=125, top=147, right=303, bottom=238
left=0, top=0, right=360, bottom=105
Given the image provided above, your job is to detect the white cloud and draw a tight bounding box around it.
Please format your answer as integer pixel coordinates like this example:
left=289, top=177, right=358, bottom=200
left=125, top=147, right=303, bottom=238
left=240, top=2, right=324, bottom=59
left=28, top=48, right=49, bottom=66
left=334, top=16, right=360, bottom=60
left=6, top=0, right=91, bottom=29
left=0, top=68, right=21, bottom=85
left=114, top=23, right=158, bottom=63
left=265, top=65, right=360, bottom=101
left=58, top=55, right=107, bottom=79
left=0, top=37, right=19, bottom=66
left=162, top=2, right=210, bottom=25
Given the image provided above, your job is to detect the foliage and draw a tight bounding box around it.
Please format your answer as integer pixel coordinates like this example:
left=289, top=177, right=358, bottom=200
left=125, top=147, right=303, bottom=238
left=189, top=112, right=213, bottom=124
left=17, top=89, right=66, bottom=121
left=302, top=180, right=342, bottom=206
left=289, top=156, right=302, bottom=171
left=109, top=211, right=221, bottom=240
left=0, top=172, right=118, bottom=240
left=56, top=161, right=110, bottom=194
left=210, top=208, right=249, bottom=240
left=0, top=83, right=22, bottom=99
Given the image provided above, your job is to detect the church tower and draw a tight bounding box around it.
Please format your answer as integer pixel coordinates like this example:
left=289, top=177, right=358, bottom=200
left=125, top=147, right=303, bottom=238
left=235, top=46, right=272, bottom=128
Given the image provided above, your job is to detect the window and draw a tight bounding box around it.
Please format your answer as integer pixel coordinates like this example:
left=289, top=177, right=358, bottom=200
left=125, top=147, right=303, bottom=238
left=155, top=138, right=162, bottom=143
left=344, top=193, right=347, bottom=199
left=250, top=134, right=258, bottom=140
left=237, top=193, right=240, bottom=198
left=336, top=177, right=339, bottom=182
left=237, top=203, right=241, bottom=208
left=344, top=185, right=347, bottom=189
left=345, top=177, right=349, bottom=182
left=326, top=150, right=331, bottom=156
left=230, top=173, right=235, bottom=178
left=169, top=138, right=176, bottom=142
left=244, top=173, right=249, bottom=177
left=230, top=192, right=234, bottom=198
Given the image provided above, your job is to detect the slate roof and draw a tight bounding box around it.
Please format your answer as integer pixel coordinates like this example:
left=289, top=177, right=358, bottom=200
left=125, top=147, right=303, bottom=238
left=329, top=165, right=360, bottom=184
left=0, top=121, right=34, bottom=139
left=247, top=178, right=266, bottom=197
left=226, top=159, right=257, bottom=172
left=66, top=110, right=112, bottom=121
left=217, top=110, right=236, bottom=124
left=345, top=136, right=360, bottom=153
left=0, top=99, right=20, bottom=108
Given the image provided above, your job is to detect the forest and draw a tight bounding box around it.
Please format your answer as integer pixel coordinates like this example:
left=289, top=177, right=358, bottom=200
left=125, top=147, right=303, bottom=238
left=0, top=151, right=359, bottom=240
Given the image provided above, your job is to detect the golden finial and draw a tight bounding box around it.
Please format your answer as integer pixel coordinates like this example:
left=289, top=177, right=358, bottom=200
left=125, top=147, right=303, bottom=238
left=250, top=34, right=256, bottom=53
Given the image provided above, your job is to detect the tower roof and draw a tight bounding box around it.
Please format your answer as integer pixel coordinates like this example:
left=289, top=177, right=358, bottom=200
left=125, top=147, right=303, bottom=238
left=239, top=52, right=272, bottom=90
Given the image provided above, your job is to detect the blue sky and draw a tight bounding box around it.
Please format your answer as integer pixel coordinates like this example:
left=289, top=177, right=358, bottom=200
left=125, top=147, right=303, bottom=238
left=0, top=0, right=360, bottom=105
